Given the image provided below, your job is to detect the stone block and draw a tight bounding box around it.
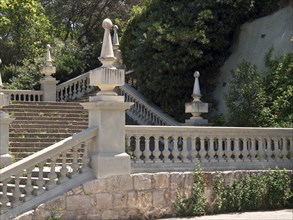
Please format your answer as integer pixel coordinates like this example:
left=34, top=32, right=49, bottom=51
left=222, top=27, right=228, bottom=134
left=83, top=179, right=106, bottom=195
left=45, top=196, right=65, bottom=212
left=137, top=191, right=152, bottom=209
left=106, top=175, right=133, bottom=192
left=133, top=173, right=152, bottom=190
left=153, top=172, right=170, bottom=189
left=170, top=172, right=185, bottom=189
left=165, top=189, right=178, bottom=207
left=113, top=193, right=127, bottom=208
left=96, top=193, right=113, bottom=210
left=66, top=195, right=95, bottom=211
left=184, top=172, right=194, bottom=189
left=152, top=190, right=165, bottom=208
left=101, top=209, right=119, bottom=220
left=127, top=191, right=137, bottom=207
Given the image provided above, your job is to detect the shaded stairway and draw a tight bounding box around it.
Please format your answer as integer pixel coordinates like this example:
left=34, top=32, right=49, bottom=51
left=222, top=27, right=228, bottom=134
left=3, top=102, right=88, bottom=161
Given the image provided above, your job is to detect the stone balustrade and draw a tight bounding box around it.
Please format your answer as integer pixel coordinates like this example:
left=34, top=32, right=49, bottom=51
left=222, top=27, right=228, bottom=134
left=56, top=71, right=94, bottom=101
left=0, top=127, right=98, bottom=219
left=3, top=90, right=44, bottom=102
left=125, top=126, right=293, bottom=172
left=118, top=84, right=179, bottom=126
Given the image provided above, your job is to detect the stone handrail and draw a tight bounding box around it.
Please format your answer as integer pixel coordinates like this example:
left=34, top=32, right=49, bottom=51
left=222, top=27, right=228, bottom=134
left=0, top=126, right=98, bottom=218
left=125, top=126, right=293, bottom=172
left=56, top=71, right=94, bottom=101
left=55, top=71, right=179, bottom=125
left=118, top=84, right=179, bottom=126
left=2, top=89, right=44, bottom=102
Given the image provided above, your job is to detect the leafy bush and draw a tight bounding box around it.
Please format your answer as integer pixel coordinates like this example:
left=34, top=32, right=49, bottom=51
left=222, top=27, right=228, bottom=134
left=225, top=51, right=293, bottom=127
left=225, top=60, right=268, bottom=127
left=213, top=168, right=292, bottom=213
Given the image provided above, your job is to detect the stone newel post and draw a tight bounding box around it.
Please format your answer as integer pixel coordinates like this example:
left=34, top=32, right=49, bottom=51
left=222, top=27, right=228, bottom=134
left=185, top=71, right=208, bottom=125
left=81, top=18, right=132, bottom=179
left=40, top=44, right=59, bottom=101
left=0, top=73, right=15, bottom=167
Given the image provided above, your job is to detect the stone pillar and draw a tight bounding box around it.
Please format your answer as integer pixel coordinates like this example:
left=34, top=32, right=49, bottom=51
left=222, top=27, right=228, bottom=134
left=81, top=18, right=132, bottom=179
left=40, top=44, right=59, bottom=102
left=0, top=74, right=15, bottom=167
left=185, top=71, right=209, bottom=125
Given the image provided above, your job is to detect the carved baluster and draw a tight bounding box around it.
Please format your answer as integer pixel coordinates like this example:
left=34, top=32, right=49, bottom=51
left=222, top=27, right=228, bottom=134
left=250, top=138, right=257, bottom=161
left=225, top=138, right=233, bottom=162
left=24, top=167, right=34, bottom=201
left=242, top=138, right=250, bottom=162
left=181, top=136, right=189, bottom=162
left=282, top=137, right=290, bottom=162
left=199, top=136, right=206, bottom=162
left=46, top=156, right=58, bottom=190
left=234, top=138, right=241, bottom=161
left=82, top=141, right=91, bottom=172
left=208, top=137, right=217, bottom=162
left=0, top=180, right=10, bottom=213
left=152, top=136, right=160, bottom=162
left=172, top=136, right=180, bottom=162
left=144, top=136, right=152, bottom=163
left=266, top=138, right=273, bottom=161
left=258, top=138, right=266, bottom=161
left=134, top=135, right=142, bottom=162
left=12, top=173, right=22, bottom=207
left=190, top=137, right=197, bottom=162
left=59, top=151, right=69, bottom=184
left=35, top=162, right=46, bottom=195
left=163, top=136, right=170, bottom=162
left=71, top=145, right=79, bottom=177
left=217, top=137, right=224, bottom=162
left=273, top=137, right=281, bottom=162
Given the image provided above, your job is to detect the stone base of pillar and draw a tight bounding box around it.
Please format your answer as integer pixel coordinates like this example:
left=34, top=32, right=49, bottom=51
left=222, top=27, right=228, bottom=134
left=40, top=77, right=59, bottom=102
left=91, top=152, right=131, bottom=179
left=0, top=154, right=13, bottom=167
left=185, top=117, right=208, bottom=125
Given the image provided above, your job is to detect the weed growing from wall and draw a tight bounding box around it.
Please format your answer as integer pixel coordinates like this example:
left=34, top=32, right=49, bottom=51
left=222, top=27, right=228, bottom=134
left=174, top=162, right=207, bottom=216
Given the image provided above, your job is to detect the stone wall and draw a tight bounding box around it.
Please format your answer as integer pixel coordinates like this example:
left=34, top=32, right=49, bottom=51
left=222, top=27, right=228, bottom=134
left=14, top=171, right=290, bottom=220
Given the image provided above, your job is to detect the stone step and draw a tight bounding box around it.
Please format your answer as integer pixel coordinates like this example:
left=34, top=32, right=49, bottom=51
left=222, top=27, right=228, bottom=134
left=10, top=112, right=88, bottom=117
left=10, top=120, right=87, bottom=125
left=9, top=133, right=76, bottom=138
left=13, top=116, right=87, bottom=121
left=10, top=124, right=87, bottom=129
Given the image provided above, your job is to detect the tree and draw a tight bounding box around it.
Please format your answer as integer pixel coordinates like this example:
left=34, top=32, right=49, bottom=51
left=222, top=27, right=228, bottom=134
left=0, top=0, right=51, bottom=65
left=225, top=60, right=267, bottom=127
left=121, top=0, right=280, bottom=121
left=263, top=51, right=293, bottom=127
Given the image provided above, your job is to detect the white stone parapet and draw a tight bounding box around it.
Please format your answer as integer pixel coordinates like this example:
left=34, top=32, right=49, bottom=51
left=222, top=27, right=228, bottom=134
left=125, top=125, right=293, bottom=172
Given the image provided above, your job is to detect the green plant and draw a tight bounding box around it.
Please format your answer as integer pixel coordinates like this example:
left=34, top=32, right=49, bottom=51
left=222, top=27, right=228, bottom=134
left=212, top=168, right=292, bottom=213
left=175, top=162, right=207, bottom=216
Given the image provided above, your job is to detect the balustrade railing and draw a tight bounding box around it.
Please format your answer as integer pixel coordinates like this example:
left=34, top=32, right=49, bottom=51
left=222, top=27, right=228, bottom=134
left=125, top=126, right=293, bottom=172
left=2, top=90, right=43, bottom=102
left=0, top=127, right=97, bottom=219
left=56, top=71, right=94, bottom=101
left=118, top=84, right=179, bottom=126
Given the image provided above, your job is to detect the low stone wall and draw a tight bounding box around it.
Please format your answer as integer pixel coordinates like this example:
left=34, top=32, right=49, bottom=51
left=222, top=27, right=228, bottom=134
left=14, top=171, right=290, bottom=220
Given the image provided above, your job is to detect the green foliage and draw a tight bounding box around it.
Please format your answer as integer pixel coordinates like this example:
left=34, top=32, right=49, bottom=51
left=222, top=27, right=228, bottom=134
left=225, top=51, right=293, bottom=127
left=225, top=60, right=268, bottom=126
left=263, top=51, right=293, bottom=127
left=121, top=0, right=280, bottom=121
left=0, top=0, right=51, bottom=64
left=213, top=168, right=292, bottom=213
left=175, top=162, right=206, bottom=216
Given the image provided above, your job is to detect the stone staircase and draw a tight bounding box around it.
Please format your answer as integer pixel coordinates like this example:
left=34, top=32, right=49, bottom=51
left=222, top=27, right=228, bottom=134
left=3, top=101, right=88, bottom=161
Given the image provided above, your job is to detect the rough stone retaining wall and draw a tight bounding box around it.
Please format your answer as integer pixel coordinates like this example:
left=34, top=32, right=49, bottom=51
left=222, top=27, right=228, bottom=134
left=14, top=171, right=289, bottom=220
